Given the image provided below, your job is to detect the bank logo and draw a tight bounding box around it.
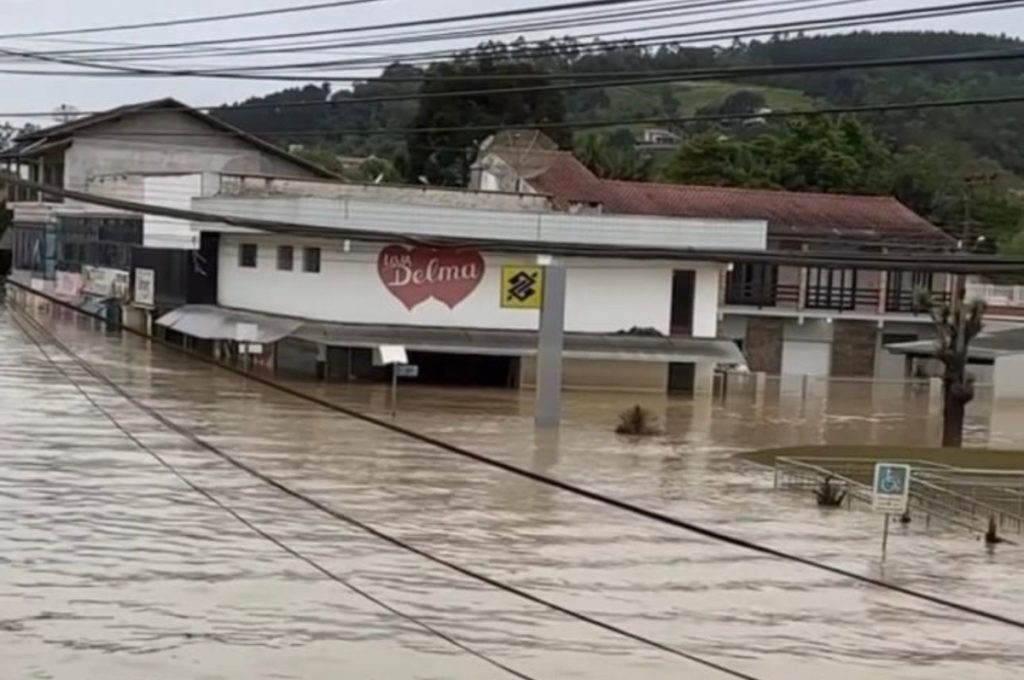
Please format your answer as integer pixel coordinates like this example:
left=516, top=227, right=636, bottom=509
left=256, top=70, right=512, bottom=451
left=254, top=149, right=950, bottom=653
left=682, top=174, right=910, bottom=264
left=501, top=266, right=544, bottom=309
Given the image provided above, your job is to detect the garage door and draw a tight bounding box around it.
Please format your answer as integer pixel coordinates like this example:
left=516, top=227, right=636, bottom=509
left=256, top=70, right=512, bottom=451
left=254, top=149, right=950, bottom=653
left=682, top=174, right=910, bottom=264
left=781, top=340, right=832, bottom=377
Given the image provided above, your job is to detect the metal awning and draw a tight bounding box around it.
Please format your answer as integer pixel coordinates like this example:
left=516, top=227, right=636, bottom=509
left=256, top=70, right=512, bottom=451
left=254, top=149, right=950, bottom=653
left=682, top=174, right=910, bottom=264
left=156, top=305, right=302, bottom=344
left=159, top=305, right=745, bottom=365
left=886, top=327, right=1024, bottom=363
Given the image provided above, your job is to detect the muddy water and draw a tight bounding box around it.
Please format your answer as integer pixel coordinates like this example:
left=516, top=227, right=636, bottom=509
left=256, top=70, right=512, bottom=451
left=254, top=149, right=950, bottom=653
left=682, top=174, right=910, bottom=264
left=1, top=308, right=1022, bottom=680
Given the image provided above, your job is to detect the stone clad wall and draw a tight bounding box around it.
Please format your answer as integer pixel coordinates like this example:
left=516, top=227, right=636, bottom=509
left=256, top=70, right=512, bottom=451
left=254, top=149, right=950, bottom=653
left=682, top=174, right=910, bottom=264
left=744, top=317, right=783, bottom=374
left=831, top=320, right=878, bottom=377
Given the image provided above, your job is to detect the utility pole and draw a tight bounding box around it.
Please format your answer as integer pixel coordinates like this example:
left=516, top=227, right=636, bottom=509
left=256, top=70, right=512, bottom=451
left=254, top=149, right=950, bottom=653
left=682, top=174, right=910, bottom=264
left=534, top=258, right=567, bottom=428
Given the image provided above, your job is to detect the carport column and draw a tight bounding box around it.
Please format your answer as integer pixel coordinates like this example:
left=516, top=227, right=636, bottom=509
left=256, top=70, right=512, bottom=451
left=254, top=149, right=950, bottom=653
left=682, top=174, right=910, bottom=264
left=694, top=362, right=716, bottom=395
left=535, top=259, right=567, bottom=428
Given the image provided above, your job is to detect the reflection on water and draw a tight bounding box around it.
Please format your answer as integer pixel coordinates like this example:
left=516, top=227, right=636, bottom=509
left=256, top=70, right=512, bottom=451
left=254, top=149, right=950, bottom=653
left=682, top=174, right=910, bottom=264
left=1, top=308, right=1023, bottom=680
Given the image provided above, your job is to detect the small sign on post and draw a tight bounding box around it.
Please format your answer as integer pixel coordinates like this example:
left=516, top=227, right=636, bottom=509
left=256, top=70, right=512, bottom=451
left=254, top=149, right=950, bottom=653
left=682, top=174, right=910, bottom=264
left=872, top=462, right=911, bottom=562
left=395, top=364, right=420, bottom=379
left=374, top=344, right=409, bottom=419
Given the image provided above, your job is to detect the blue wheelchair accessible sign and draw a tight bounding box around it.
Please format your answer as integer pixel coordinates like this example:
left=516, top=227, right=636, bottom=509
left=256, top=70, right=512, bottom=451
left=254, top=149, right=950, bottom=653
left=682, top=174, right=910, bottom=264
left=872, top=463, right=911, bottom=514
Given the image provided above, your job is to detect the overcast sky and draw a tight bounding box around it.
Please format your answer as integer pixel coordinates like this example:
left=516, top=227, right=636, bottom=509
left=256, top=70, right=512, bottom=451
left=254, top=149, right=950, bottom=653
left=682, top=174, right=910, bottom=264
left=1, top=0, right=1022, bottom=118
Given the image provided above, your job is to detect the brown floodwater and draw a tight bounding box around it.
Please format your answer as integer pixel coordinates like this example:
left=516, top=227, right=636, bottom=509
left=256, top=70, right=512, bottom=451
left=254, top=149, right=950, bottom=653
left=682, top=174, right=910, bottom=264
left=1, top=307, right=1022, bottom=680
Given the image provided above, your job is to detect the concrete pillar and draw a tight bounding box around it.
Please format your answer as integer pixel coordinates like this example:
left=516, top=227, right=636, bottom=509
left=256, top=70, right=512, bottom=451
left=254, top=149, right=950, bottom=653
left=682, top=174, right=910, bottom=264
left=535, top=262, right=567, bottom=428
left=693, top=362, right=716, bottom=395
left=753, top=371, right=768, bottom=405
left=928, top=377, right=943, bottom=415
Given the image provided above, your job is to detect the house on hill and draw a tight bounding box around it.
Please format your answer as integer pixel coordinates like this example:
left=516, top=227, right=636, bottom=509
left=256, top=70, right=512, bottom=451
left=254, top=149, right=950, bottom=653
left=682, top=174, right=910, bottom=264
left=471, top=131, right=958, bottom=380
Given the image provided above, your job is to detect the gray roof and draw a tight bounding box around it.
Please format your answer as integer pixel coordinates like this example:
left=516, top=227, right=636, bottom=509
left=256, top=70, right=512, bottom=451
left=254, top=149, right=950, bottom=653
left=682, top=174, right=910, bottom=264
left=0, top=98, right=337, bottom=179
left=158, top=304, right=745, bottom=365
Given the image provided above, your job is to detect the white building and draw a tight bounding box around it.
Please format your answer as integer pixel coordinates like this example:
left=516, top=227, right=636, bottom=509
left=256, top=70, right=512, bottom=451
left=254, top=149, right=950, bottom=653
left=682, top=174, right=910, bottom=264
left=143, top=174, right=764, bottom=393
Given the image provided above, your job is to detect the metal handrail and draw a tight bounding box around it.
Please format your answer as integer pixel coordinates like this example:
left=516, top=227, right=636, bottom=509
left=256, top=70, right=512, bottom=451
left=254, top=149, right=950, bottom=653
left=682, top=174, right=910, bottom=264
left=773, top=457, right=1023, bottom=534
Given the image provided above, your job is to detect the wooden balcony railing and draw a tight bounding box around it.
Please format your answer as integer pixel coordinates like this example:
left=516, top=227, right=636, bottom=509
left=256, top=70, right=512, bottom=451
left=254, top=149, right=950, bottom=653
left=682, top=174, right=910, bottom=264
left=724, top=280, right=951, bottom=315
left=724, top=282, right=799, bottom=308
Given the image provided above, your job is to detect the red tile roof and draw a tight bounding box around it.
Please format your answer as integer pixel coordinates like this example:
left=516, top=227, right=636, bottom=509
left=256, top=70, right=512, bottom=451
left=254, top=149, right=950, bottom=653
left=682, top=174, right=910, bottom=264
left=529, top=156, right=952, bottom=247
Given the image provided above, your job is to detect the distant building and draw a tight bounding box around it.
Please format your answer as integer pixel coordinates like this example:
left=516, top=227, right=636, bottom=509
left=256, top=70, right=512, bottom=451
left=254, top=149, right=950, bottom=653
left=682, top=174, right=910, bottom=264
left=472, top=132, right=973, bottom=381
left=2, top=98, right=334, bottom=326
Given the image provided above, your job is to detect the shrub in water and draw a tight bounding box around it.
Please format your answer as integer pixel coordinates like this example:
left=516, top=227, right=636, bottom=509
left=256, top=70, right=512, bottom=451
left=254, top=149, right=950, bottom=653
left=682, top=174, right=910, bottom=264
left=615, top=405, right=660, bottom=436
left=815, top=475, right=847, bottom=507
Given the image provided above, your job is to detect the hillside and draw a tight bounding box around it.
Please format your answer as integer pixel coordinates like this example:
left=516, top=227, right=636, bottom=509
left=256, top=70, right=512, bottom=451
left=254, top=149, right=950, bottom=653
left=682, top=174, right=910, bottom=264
left=213, top=31, right=1024, bottom=249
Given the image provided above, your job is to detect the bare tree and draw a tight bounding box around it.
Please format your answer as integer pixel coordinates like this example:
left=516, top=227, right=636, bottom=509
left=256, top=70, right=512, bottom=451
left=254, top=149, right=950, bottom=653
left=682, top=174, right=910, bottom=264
left=918, top=290, right=986, bottom=447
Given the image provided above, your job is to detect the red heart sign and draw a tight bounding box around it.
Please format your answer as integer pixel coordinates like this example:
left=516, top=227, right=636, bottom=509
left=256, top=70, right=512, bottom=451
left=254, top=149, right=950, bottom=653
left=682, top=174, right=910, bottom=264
left=377, top=246, right=485, bottom=310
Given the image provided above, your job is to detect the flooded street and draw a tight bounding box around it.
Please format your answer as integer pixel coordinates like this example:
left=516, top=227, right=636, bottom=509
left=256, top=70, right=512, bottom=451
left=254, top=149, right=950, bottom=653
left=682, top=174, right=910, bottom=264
left=2, top=307, right=1022, bottom=680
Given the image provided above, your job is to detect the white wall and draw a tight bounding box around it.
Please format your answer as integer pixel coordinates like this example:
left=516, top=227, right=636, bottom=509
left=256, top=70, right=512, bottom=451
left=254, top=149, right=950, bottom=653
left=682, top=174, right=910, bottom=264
left=62, top=110, right=322, bottom=194
left=217, top=235, right=697, bottom=335
left=692, top=267, right=721, bottom=338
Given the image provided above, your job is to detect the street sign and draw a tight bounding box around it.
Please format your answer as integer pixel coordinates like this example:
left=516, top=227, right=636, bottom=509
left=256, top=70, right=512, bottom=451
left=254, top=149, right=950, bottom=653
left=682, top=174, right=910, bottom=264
left=395, top=364, right=420, bottom=379
left=501, top=266, right=544, bottom=309
left=134, top=268, right=155, bottom=307
left=872, top=463, right=911, bottom=514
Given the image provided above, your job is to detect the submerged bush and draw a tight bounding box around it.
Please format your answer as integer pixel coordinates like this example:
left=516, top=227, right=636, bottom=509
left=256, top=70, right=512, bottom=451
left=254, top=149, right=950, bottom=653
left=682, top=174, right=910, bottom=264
left=815, top=475, right=847, bottom=507
left=615, top=405, right=660, bottom=436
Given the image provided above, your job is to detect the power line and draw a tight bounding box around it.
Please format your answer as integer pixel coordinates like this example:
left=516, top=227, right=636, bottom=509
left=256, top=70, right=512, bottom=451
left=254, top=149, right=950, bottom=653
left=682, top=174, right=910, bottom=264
left=27, top=92, right=1024, bottom=142
left=10, top=175, right=1024, bottom=269
left=7, top=277, right=1024, bottom=633
left=4, top=47, right=1024, bottom=119
left=25, top=0, right=857, bottom=63
left=8, top=300, right=764, bottom=680
left=0, top=1, right=394, bottom=40
left=19, top=0, right=668, bottom=56
left=6, top=306, right=538, bottom=680
left=9, top=0, right=1021, bottom=77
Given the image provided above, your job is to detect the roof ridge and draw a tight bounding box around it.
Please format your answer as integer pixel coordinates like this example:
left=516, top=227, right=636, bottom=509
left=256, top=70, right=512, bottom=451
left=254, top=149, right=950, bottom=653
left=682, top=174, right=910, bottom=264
left=600, top=178, right=904, bottom=203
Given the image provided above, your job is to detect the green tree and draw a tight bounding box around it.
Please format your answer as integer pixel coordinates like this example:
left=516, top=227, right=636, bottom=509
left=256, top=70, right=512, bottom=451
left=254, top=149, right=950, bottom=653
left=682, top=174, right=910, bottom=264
left=662, top=132, right=773, bottom=187
left=576, top=132, right=653, bottom=181
left=919, top=291, right=987, bottom=448
left=406, top=58, right=569, bottom=186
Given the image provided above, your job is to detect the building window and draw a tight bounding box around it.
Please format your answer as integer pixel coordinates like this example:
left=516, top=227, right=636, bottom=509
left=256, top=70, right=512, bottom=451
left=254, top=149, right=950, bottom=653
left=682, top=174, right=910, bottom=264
left=303, top=247, right=321, bottom=273
left=277, top=245, right=294, bottom=271
left=725, top=263, right=780, bottom=306
left=886, top=270, right=938, bottom=312
left=805, top=267, right=858, bottom=310
left=239, top=243, right=258, bottom=268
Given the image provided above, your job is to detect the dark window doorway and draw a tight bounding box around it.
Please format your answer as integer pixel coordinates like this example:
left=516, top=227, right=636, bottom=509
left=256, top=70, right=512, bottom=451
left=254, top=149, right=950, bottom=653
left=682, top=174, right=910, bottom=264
left=671, top=270, right=696, bottom=335
left=409, top=352, right=519, bottom=388
left=806, top=267, right=858, bottom=310
left=726, top=263, right=778, bottom=306
left=668, top=363, right=696, bottom=393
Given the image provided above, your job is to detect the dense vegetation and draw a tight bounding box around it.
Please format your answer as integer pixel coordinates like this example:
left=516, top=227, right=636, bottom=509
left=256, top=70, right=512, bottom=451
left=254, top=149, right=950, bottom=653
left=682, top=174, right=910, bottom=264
left=214, top=31, right=1024, bottom=251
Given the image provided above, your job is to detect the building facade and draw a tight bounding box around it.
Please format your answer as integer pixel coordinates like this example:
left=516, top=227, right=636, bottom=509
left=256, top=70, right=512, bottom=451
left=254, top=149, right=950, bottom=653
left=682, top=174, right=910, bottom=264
left=3, top=99, right=333, bottom=326
left=165, top=177, right=763, bottom=392
left=471, top=134, right=962, bottom=380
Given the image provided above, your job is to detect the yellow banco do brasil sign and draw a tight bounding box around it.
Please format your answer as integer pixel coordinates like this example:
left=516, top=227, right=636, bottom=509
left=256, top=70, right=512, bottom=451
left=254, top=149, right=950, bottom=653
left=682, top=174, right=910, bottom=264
left=500, top=265, right=544, bottom=309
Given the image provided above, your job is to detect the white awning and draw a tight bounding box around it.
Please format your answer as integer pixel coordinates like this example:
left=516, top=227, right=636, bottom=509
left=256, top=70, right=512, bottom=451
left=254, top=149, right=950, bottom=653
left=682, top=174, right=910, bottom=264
left=158, top=305, right=745, bottom=366
left=156, top=305, right=302, bottom=344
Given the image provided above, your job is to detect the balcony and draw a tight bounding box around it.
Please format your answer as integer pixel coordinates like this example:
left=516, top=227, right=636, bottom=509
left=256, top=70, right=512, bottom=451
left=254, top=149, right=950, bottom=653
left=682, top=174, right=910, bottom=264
left=723, top=268, right=948, bottom=318
left=966, top=283, right=1024, bottom=318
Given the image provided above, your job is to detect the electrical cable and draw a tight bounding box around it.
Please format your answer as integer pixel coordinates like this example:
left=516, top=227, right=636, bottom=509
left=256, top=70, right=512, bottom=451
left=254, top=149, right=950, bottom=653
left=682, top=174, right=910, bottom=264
left=8, top=176, right=1020, bottom=270
left=6, top=44, right=1024, bottom=110
left=5, top=305, right=540, bottom=680
left=12, top=0, right=1021, bottom=72
left=26, top=92, right=1024, bottom=142
left=23, top=0, right=668, bottom=55
left=27, top=0, right=861, bottom=64
left=5, top=277, right=1024, bottom=634
left=7, top=301, right=765, bottom=680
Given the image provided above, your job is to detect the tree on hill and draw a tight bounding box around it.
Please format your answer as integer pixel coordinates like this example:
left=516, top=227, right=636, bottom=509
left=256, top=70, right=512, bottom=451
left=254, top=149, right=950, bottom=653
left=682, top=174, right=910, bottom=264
left=405, top=57, right=570, bottom=186
left=662, top=116, right=892, bottom=194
